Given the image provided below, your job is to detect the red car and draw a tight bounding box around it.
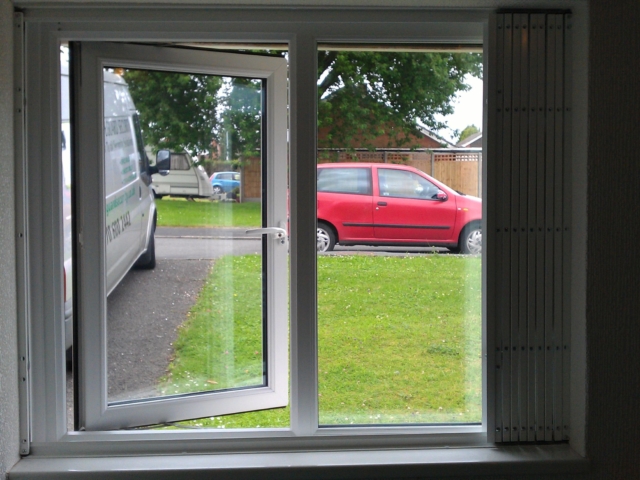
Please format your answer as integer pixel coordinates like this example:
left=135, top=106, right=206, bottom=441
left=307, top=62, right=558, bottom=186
left=316, top=163, right=482, bottom=254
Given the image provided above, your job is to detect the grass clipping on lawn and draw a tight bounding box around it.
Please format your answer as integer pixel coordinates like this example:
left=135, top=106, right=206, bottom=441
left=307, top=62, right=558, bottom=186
left=163, top=253, right=481, bottom=429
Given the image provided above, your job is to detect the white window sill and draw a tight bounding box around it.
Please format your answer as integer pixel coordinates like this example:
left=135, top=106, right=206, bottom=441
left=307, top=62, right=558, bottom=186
left=10, top=444, right=588, bottom=479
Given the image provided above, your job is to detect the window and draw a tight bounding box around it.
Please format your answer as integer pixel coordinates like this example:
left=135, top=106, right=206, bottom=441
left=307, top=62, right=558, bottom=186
left=14, top=5, right=587, bottom=476
left=317, top=167, right=372, bottom=195
left=169, top=153, right=191, bottom=170
left=69, top=43, right=289, bottom=430
left=378, top=168, right=440, bottom=200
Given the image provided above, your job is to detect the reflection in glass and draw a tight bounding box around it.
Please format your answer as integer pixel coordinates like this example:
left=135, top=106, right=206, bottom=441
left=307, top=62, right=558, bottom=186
left=102, top=68, right=268, bottom=405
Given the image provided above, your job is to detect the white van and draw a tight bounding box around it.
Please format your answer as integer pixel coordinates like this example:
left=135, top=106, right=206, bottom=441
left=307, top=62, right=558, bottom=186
left=150, top=151, right=213, bottom=199
left=62, top=66, right=172, bottom=350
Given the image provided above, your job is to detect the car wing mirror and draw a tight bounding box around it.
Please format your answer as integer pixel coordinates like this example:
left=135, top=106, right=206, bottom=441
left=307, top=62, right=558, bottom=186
left=436, top=190, right=448, bottom=201
left=152, top=149, right=171, bottom=176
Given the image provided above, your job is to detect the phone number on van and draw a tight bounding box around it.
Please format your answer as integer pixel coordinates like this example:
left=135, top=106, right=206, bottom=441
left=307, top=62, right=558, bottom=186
left=106, top=211, right=131, bottom=244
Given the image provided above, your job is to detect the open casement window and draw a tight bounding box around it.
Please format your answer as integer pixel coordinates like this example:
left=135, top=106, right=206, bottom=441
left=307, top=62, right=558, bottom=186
left=71, top=42, right=288, bottom=430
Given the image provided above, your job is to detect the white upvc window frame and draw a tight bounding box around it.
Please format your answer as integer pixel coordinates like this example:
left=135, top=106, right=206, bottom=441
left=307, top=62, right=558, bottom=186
left=13, top=3, right=588, bottom=477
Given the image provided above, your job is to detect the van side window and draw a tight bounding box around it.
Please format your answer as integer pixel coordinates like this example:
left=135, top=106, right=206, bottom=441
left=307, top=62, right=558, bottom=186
left=317, top=167, right=372, bottom=195
left=170, top=153, right=191, bottom=171
left=132, top=114, right=151, bottom=183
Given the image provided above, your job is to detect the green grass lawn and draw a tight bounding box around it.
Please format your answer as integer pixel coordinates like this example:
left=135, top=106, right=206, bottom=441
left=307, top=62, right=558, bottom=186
left=155, top=198, right=261, bottom=227
left=163, top=253, right=482, bottom=429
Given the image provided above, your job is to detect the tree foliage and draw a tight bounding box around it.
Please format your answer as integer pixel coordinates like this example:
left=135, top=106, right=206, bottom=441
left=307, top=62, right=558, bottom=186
left=123, top=69, right=222, bottom=158
left=317, top=51, right=483, bottom=149
left=122, top=50, right=482, bottom=164
left=218, top=78, right=263, bottom=160
left=458, top=124, right=480, bottom=143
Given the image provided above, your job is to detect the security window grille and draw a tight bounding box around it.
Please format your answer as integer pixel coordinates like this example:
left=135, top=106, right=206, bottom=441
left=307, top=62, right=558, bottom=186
left=488, top=12, right=571, bottom=443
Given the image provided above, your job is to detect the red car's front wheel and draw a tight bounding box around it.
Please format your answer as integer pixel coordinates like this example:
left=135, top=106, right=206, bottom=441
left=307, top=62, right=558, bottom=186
left=460, top=224, right=482, bottom=255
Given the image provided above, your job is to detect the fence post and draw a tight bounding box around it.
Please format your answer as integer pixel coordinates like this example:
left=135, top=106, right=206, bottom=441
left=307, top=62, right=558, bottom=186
left=430, top=151, right=434, bottom=176
left=478, top=151, right=482, bottom=197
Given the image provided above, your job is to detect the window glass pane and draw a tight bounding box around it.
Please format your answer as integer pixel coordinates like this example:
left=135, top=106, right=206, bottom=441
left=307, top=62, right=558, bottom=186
left=378, top=168, right=439, bottom=200
left=317, top=167, right=372, bottom=195
left=170, top=152, right=191, bottom=170
left=101, top=68, right=269, bottom=406
left=317, top=47, right=483, bottom=426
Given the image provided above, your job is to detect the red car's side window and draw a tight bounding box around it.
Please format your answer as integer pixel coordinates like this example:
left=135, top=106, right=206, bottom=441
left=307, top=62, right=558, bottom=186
left=317, top=167, right=372, bottom=195
left=377, top=168, right=439, bottom=200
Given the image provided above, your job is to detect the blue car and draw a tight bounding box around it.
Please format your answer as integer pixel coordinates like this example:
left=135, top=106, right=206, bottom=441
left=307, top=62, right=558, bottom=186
left=210, top=171, right=240, bottom=194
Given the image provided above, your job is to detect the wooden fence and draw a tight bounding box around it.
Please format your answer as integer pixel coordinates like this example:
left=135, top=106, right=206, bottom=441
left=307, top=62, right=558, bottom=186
left=235, top=148, right=482, bottom=202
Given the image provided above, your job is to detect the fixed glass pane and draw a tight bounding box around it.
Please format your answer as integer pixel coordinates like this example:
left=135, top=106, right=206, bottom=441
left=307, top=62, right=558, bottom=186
left=102, top=67, right=267, bottom=405
left=316, top=47, right=483, bottom=426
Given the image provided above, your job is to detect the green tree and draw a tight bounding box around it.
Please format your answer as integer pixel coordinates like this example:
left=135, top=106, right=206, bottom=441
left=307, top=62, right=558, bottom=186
left=458, top=124, right=480, bottom=143
left=317, top=51, right=482, bottom=149
left=123, top=51, right=482, bottom=163
left=122, top=69, right=223, bottom=161
left=218, top=78, right=263, bottom=161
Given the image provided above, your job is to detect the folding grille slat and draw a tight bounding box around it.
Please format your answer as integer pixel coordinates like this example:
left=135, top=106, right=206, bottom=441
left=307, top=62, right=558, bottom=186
left=489, top=12, right=569, bottom=444
left=552, top=14, right=565, bottom=443
left=499, top=12, right=514, bottom=443
left=526, top=13, right=539, bottom=443
left=516, top=13, right=530, bottom=441
left=534, top=13, right=547, bottom=442
left=544, top=13, right=557, bottom=443
left=509, top=12, right=521, bottom=441
left=490, top=12, right=505, bottom=443
left=562, top=13, right=573, bottom=443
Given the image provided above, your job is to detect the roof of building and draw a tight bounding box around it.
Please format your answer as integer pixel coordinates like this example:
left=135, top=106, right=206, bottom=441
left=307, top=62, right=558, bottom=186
left=455, top=131, right=483, bottom=148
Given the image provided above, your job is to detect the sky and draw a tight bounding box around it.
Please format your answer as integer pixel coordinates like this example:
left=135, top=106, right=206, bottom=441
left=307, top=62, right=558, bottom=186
left=434, top=74, right=484, bottom=144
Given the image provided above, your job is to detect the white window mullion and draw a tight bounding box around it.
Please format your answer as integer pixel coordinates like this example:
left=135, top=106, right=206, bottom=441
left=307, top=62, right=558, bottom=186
left=289, top=33, right=320, bottom=436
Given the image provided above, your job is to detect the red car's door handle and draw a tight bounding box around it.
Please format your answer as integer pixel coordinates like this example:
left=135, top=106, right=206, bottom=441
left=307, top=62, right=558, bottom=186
left=377, top=201, right=387, bottom=206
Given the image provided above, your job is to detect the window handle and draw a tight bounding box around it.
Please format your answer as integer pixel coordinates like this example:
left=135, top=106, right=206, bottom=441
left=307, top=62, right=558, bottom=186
left=246, top=227, right=288, bottom=244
